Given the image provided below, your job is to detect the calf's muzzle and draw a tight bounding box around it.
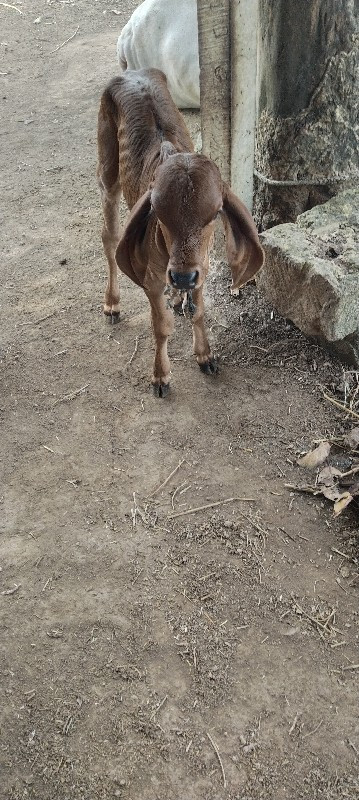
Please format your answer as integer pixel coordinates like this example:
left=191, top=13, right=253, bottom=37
left=168, top=269, right=198, bottom=290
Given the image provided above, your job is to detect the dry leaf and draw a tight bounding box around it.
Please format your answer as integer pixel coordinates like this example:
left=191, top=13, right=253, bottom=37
left=321, top=485, right=343, bottom=502
left=297, top=441, right=331, bottom=469
left=333, top=492, right=353, bottom=517
left=317, top=466, right=343, bottom=501
left=317, top=466, right=343, bottom=485
left=344, top=427, right=359, bottom=449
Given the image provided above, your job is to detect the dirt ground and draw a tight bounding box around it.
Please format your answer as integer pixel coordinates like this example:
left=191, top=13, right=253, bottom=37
left=1, top=2, right=359, bottom=799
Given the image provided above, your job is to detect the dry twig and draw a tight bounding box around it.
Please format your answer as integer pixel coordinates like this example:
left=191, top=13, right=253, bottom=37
left=293, top=599, right=329, bottom=633
left=1, top=583, right=21, bottom=595
left=131, top=493, right=157, bottom=527
left=17, top=312, right=56, bottom=328
left=48, top=25, right=80, bottom=55
left=62, top=715, right=73, bottom=735
left=237, top=509, right=268, bottom=537
left=150, top=695, right=168, bottom=720
left=206, top=732, right=227, bottom=788
left=323, top=609, right=336, bottom=630
left=340, top=465, right=359, bottom=479
left=53, top=383, right=89, bottom=406
left=302, top=719, right=323, bottom=739
left=331, top=547, right=351, bottom=561
left=126, top=336, right=139, bottom=366
left=322, top=392, right=359, bottom=421
left=43, top=444, right=64, bottom=456
left=171, top=481, right=188, bottom=510
left=0, top=2, right=22, bottom=12
left=289, top=711, right=301, bottom=735
left=148, top=459, right=185, bottom=499
left=348, top=739, right=359, bottom=757
left=278, top=525, right=296, bottom=542
left=168, top=496, right=254, bottom=520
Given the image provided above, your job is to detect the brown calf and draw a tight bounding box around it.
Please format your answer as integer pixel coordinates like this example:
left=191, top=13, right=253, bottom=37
left=97, top=68, right=264, bottom=396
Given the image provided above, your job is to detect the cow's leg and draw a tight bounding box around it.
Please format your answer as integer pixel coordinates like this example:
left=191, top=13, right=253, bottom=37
left=97, top=93, right=122, bottom=323
left=100, top=185, right=122, bottom=322
left=191, top=285, right=218, bottom=375
left=146, top=289, right=175, bottom=397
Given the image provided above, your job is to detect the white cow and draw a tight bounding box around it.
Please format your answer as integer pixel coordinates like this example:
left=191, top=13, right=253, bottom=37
left=116, top=0, right=200, bottom=109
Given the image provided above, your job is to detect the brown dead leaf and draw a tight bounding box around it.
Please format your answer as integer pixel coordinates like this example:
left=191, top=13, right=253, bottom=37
left=297, top=441, right=331, bottom=469
left=344, top=427, right=359, bottom=449
left=333, top=492, right=353, bottom=517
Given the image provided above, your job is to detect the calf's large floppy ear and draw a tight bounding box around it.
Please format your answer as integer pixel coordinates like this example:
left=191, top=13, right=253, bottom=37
left=116, top=142, right=177, bottom=286
left=221, top=183, right=265, bottom=289
left=116, top=190, right=167, bottom=287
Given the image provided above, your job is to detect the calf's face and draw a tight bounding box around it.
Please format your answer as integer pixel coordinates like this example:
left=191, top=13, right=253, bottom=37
left=151, top=155, right=223, bottom=290
left=116, top=151, right=264, bottom=294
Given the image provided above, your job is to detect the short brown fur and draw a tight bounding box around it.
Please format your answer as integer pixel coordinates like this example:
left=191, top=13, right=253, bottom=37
left=97, top=68, right=264, bottom=396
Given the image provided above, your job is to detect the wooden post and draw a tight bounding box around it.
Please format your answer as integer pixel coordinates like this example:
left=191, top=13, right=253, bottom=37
left=196, top=0, right=231, bottom=183
left=230, top=0, right=259, bottom=210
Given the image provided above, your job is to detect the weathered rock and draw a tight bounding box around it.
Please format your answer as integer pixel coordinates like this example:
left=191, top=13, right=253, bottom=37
left=257, top=189, right=359, bottom=366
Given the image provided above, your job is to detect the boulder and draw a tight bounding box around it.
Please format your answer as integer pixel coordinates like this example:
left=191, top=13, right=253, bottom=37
left=257, top=189, right=359, bottom=365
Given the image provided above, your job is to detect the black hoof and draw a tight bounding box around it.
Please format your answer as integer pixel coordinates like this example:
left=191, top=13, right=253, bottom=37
left=199, top=357, right=218, bottom=375
left=152, top=382, right=170, bottom=398
left=105, top=311, right=120, bottom=325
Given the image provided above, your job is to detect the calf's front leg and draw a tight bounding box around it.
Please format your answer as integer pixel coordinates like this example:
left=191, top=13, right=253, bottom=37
left=146, top=290, right=175, bottom=397
left=191, top=286, right=218, bottom=375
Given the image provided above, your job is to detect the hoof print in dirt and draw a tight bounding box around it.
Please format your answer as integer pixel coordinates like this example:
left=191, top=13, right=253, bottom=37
left=152, top=382, right=170, bottom=398
left=199, top=358, right=218, bottom=375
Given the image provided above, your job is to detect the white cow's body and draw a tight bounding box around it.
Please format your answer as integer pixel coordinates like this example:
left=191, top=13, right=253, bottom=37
left=117, top=0, right=200, bottom=109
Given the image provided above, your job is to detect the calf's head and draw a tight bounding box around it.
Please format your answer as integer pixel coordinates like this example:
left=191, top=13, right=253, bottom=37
left=151, top=154, right=222, bottom=290
left=117, top=150, right=264, bottom=291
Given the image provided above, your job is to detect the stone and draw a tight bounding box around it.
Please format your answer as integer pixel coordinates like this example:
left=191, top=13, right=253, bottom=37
left=257, top=189, right=359, bottom=366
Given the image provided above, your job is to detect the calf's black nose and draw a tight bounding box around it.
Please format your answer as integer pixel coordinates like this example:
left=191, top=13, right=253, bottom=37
left=169, top=269, right=198, bottom=289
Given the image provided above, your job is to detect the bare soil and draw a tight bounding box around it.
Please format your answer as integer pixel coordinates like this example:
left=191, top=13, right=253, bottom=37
left=1, top=2, right=358, bottom=799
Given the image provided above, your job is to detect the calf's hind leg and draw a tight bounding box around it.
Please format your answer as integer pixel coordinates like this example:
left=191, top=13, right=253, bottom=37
left=97, top=94, right=122, bottom=323
left=99, top=184, right=122, bottom=322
